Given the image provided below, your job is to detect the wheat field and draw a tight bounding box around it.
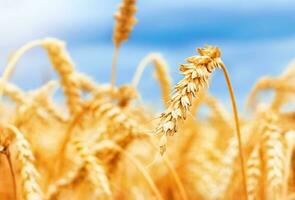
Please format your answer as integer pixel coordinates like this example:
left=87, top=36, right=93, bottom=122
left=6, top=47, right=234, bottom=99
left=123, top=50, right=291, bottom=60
left=0, top=1, right=294, bottom=200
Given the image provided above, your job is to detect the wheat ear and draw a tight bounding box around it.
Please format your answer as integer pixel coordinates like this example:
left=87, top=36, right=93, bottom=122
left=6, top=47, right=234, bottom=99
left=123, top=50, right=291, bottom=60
left=156, top=46, right=220, bottom=151
left=216, top=137, right=241, bottom=198
left=14, top=81, right=58, bottom=128
left=246, top=146, right=261, bottom=200
left=132, top=53, right=172, bottom=107
left=3, top=82, right=28, bottom=105
left=91, top=97, right=150, bottom=137
left=89, top=97, right=149, bottom=151
left=56, top=85, right=120, bottom=163
left=111, top=0, right=137, bottom=86
left=6, top=125, right=43, bottom=200
left=32, top=80, right=67, bottom=123
left=261, top=118, right=285, bottom=200
left=1, top=38, right=82, bottom=115
left=75, top=72, right=98, bottom=93
left=73, top=139, right=112, bottom=196
left=42, top=38, right=82, bottom=115
left=116, top=85, right=138, bottom=107
left=246, top=76, right=295, bottom=110
left=156, top=45, right=248, bottom=199
left=202, top=92, right=232, bottom=126
left=39, top=97, right=68, bottom=123
left=6, top=81, right=66, bottom=123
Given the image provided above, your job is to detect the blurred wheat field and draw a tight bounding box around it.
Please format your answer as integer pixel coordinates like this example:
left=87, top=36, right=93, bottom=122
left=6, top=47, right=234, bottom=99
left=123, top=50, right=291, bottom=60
left=0, top=1, right=294, bottom=200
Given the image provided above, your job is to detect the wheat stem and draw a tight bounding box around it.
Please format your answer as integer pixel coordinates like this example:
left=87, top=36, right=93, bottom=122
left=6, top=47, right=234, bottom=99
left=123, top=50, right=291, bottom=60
left=132, top=54, right=152, bottom=87
left=132, top=53, right=172, bottom=107
left=0, top=40, right=42, bottom=100
left=6, top=125, right=43, bottom=200
left=282, top=131, right=294, bottom=199
left=219, top=63, right=248, bottom=200
left=111, top=46, right=119, bottom=87
left=146, top=139, right=188, bottom=200
left=3, top=149, right=17, bottom=200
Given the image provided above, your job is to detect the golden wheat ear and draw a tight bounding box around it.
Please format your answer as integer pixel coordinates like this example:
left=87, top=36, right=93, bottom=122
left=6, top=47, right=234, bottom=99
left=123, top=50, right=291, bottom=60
left=42, top=38, right=82, bottom=116
left=111, top=0, right=138, bottom=86
left=73, top=139, right=111, bottom=197
left=5, top=125, right=43, bottom=200
left=155, top=45, right=248, bottom=199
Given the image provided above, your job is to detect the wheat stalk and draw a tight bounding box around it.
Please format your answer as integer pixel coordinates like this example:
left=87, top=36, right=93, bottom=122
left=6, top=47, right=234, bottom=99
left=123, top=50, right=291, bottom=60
left=111, top=0, right=137, bottom=86
left=0, top=126, right=17, bottom=200
left=0, top=40, right=43, bottom=101
left=282, top=131, right=295, bottom=199
left=145, top=138, right=189, bottom=200
left=281, top=58, right=295, bottom=80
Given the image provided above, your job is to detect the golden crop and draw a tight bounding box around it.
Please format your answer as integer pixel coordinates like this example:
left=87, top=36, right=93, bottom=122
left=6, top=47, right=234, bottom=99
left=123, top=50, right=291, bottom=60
left=0, top=1, right=294, bottom=200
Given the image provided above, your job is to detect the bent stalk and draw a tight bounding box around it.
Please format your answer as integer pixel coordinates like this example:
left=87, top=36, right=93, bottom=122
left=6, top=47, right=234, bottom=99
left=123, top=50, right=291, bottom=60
left=220, top=62, right=248, bottom=200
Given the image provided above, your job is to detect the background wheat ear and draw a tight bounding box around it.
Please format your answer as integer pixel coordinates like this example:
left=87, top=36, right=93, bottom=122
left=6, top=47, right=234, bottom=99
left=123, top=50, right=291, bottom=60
left=73, top=139, right=112, bottom=197
left=42, top=38, right=82, bottom=116
left=6, top=125, right=43, bottom=200
left=260, top=116, right=285, bottom=200
left=246, top=145, right=261, bottom=200
left=111, top=0, right=138, bottom=86
left=113, top=0, right=137, bottom=48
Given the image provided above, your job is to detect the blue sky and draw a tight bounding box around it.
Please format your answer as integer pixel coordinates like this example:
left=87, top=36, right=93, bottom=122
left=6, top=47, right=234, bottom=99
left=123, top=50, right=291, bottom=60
left=0, top=0, right=295, bottom=110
